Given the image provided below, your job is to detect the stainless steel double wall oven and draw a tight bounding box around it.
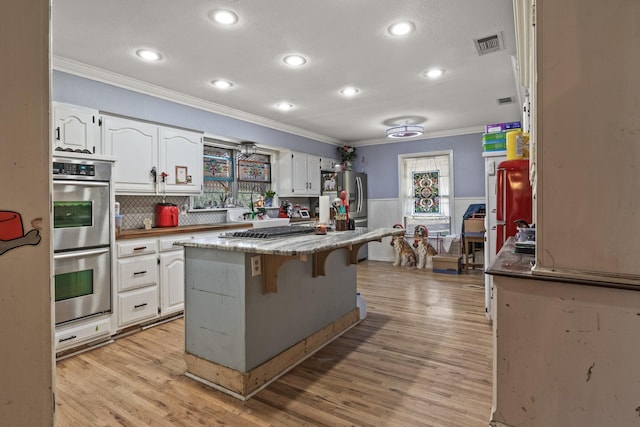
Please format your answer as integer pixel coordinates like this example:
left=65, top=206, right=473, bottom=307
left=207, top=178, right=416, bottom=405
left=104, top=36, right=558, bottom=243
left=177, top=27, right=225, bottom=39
left=52, top=158, right=112, bottom=325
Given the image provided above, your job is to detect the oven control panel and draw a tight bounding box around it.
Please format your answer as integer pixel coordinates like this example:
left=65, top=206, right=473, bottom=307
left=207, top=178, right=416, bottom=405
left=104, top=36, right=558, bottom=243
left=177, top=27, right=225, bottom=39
left=53, top=162, right=96, bottom=177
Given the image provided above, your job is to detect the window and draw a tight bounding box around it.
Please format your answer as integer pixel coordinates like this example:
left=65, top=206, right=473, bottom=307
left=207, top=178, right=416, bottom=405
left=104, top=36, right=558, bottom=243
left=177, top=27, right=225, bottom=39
left=190, top=142, right=273, bottom=210
left=399, top=150, right=454, bottom=236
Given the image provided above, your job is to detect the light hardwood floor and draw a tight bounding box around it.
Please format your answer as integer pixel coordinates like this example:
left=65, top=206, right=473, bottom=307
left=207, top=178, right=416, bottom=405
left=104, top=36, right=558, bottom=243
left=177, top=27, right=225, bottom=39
left=56, top=261, right=492, bottom=426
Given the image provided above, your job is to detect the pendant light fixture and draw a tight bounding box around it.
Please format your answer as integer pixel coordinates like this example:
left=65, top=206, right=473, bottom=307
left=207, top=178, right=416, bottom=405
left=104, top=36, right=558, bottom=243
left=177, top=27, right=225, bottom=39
left=239, top=141, right=257, bottom=156
left=386, top=122, right=424, bottom=139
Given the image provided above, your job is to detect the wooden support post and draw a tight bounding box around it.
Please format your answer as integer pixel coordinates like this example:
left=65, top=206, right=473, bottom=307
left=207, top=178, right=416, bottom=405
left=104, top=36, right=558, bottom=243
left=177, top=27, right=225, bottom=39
left=347, top=239, right=381, bottom=265
left=312, top=249, right=339, bottom=277
left=261, top=254, right=307, bottom=293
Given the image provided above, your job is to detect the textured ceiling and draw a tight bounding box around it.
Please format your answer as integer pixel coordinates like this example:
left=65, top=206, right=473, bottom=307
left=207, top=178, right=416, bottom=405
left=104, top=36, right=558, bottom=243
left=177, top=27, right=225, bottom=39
left=52, top=0, right=521, bottom=145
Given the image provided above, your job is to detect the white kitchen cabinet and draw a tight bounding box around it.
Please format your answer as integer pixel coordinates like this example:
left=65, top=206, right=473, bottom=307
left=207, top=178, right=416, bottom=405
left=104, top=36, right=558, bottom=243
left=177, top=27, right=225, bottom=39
left=52, top=102, right=102, bottom=154
left=158, top=235, right=191, bottom=316
left=277, top=150, right=321, bottom=196
left=118, top=286, right=159, bottom=327
left=159, top=250, right=184, bottom=316
left=103, top=115, right=203, bottom=195
left=320, top=157, right=340, bottom=172
left=483, top=151, right=506, bottom=320
left=115, top=238, right=160, bottom=329
left=103, top=115, right=158, bottom=194
left=158, top=126, right=203, bottom=194
left=113, top=232, right=229, bottom=332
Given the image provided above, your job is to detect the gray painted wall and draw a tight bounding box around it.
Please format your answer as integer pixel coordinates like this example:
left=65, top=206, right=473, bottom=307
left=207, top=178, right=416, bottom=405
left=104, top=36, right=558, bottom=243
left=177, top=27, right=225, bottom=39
left=355, top=133, right=485, bottom=199
left=53, top=71, right=486, bottom=200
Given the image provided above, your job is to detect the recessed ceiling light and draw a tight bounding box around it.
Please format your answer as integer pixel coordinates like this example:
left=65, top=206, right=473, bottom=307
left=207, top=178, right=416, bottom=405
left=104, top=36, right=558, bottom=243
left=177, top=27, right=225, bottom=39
left=210, top=79, right=233, bottom=89
left=136, top=49, right=162, bottom=61
left=424, top=68, right=444, bottom=79
left=283, top=55, right=307, bottom=67
left=209, top=9, right=238, bottom=25
left=340, top=87, right=359, bottom=97
left=388, top=21, right=416, bottom=36
left=275, top=102, right=294, bottom=111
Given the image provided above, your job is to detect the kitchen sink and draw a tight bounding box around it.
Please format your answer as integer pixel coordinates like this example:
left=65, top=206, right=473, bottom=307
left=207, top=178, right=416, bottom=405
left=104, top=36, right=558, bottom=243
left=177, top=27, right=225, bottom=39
left=226, top=208, right=290, bottom=229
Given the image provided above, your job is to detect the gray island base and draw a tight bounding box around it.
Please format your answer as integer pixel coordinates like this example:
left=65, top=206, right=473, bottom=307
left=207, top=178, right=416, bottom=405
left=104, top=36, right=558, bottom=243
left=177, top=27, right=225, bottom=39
left=176, top=228, right=402, bottom=400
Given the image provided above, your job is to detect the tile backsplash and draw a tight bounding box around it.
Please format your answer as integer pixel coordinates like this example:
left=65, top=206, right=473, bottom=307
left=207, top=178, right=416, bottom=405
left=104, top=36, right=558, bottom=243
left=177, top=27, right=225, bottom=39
left=116, top=195, right=226, bottom=229
left=116, top=195, right=316, bottom=230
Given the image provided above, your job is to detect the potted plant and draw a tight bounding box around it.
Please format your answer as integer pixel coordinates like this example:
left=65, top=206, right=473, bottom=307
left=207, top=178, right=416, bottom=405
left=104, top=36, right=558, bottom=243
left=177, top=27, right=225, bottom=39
left=337, top=145, right=357, bottom=170
left=264, top=190, right=276, bottom=207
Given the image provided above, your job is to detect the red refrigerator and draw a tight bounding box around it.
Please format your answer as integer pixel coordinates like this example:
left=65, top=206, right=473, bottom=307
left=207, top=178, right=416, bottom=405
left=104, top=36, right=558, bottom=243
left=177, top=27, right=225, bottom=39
left=496, top=159, right=533, bottom=253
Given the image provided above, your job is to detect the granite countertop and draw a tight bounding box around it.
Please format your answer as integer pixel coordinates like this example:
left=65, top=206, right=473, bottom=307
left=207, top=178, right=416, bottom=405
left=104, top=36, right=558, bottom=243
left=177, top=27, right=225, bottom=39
left=177, top=227, right=403, bottom=256
left=116, top=223, right=249, bottom=240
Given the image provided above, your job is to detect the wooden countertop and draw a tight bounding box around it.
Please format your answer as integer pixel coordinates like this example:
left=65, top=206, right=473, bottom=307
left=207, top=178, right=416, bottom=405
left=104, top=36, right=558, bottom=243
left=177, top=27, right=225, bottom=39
left=487, top=237, right=639, bottom=291
left=116, top=223, right=249, bottom=240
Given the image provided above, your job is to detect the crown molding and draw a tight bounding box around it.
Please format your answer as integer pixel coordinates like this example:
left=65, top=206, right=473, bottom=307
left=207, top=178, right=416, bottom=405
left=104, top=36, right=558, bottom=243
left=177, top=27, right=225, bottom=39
left=52, top=55, right=342, bottom=145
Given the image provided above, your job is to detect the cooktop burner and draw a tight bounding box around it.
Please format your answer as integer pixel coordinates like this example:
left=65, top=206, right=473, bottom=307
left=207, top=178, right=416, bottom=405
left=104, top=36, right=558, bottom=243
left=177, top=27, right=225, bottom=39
left=221, top=225, right=315, bottom=239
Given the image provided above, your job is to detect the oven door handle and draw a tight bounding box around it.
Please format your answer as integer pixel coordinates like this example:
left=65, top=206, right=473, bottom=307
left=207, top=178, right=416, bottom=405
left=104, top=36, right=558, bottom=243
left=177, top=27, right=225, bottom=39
left=53, top=247, right=110, bottom=260
left=53, top=180, right=109, bottom=187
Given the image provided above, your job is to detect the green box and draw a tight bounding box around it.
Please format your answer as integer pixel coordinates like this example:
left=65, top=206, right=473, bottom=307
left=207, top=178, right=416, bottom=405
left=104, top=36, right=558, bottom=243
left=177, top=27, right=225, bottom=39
left=483, top=141, right=507, bottom=151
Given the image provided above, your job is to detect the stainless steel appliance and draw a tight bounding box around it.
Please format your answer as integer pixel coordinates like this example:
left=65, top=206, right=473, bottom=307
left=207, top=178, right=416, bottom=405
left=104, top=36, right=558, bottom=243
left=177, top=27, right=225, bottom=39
left=53, top=158, right=112, bottom=324
left=321, top=170, right=368, bottom=259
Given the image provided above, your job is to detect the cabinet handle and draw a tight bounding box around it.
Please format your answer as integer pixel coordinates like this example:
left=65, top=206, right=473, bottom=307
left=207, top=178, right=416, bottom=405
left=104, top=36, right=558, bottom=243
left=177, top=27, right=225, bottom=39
left=58, top=335, right=77, bottom=343
left=55, top=127, right=60, bottom=140
left=133, top=270, right=147, bottom=276
left=133, top=246, right=147, bottom=251
left=150, top=167, right=157, bottom=185
left=134, top=303, right=148, bottom=309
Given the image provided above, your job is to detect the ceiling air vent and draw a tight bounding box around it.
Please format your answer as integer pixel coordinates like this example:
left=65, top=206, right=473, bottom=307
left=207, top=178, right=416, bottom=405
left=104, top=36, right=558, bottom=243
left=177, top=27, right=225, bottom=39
left=496, top=96, right=515, bottom=105
left=474, top=33, right=504, bottom=56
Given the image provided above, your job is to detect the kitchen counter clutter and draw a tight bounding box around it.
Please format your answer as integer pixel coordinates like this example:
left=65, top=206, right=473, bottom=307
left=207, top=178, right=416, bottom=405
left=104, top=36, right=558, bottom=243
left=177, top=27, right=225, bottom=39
left=177, top=227, right=402, bottom=400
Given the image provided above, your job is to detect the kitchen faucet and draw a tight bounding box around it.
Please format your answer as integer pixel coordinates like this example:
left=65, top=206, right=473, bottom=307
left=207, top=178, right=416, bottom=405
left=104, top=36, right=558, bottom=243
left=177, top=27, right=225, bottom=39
left=249, top=184, right=264, bottom=219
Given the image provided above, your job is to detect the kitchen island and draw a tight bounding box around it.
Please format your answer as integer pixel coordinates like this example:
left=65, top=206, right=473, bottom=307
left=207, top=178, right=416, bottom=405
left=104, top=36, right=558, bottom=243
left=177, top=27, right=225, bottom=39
left=176, top=227, right=402, bottom=400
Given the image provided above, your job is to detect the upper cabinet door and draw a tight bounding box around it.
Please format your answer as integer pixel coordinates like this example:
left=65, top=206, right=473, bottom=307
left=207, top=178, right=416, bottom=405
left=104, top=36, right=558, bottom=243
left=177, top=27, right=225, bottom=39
left=278, top=151, right=321, bottom=196
left=53, top=103, right=101, bottom=154
left=306, top=154, right=321, bottom=195
left=158, top=126, right=203, bottom=194
left=103, top=116, right=158, bottom=194
left=291, top=152, right=310, bottom=194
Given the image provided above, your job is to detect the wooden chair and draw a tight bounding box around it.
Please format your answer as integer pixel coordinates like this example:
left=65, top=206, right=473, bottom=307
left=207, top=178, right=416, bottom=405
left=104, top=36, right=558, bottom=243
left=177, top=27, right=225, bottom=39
left=463, top=218, right=485, bottom=272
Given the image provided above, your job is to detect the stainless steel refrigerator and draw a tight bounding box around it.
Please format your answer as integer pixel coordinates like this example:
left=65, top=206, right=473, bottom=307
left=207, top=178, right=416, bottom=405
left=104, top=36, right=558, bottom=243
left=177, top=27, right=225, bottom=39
left=321, top=170, right=368, bottom=259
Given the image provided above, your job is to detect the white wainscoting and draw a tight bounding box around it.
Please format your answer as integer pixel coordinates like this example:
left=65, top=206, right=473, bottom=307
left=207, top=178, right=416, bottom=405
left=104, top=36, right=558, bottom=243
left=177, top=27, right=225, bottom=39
left=367, top=199, right=401, bottom=262
left=367, top=197, right=486, bottom=262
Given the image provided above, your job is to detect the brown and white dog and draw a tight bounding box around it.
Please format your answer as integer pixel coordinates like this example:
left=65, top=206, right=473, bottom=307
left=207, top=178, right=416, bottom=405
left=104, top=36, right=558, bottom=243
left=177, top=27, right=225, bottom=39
left=413, top=225, right=438, bottom=269
left=390, top=224, right=416, bottom=268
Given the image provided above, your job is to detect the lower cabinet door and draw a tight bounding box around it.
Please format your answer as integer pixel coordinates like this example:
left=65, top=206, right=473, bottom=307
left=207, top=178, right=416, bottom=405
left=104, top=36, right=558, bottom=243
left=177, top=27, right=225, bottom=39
left=159, top=250, right=185, bottom=316
left=118, top=286, right=159, bottom=327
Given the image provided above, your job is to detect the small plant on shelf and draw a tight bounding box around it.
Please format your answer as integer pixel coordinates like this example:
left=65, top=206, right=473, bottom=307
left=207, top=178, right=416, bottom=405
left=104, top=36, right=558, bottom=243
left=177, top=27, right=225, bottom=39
left=264, top=190, right=276, bottom=207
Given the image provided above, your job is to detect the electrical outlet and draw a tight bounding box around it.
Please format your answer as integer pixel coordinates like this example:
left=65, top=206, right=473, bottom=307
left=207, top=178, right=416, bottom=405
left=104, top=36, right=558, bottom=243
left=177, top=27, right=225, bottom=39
left=251, top=255, right=261, bottom=277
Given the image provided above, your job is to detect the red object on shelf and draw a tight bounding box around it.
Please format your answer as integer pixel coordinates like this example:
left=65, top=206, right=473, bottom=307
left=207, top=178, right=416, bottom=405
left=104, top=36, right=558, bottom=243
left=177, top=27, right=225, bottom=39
left=496, top=159, right=532, bottom=253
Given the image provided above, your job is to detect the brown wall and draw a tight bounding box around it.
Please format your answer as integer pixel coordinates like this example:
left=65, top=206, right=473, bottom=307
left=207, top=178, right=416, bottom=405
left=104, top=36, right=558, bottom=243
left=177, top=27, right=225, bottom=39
left=0, top=0, right=53, bottom=425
